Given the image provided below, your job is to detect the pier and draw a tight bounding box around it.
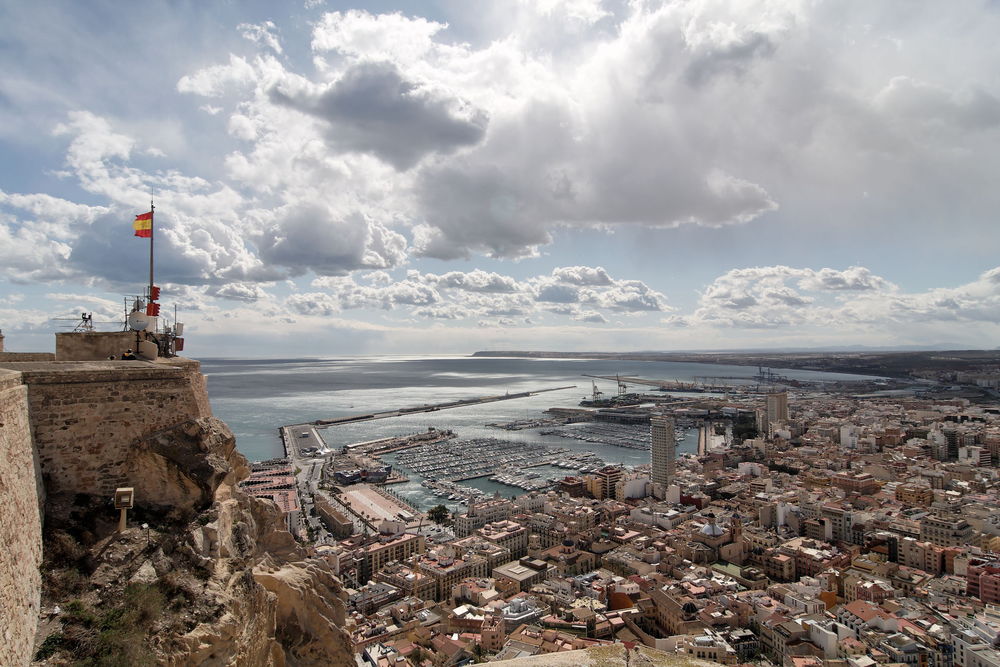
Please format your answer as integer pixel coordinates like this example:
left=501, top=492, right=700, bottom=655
left=302, top=385, right=577, bottom=428
left=583, top=374, right=768, bottom=394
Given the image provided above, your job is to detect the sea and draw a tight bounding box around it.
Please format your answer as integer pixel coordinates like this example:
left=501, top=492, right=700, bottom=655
left=201, top=355, right=878, bottom=511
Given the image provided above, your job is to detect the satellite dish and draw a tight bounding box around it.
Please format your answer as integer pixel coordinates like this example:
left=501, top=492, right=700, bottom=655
left=127, top=310, right=150, bottom=331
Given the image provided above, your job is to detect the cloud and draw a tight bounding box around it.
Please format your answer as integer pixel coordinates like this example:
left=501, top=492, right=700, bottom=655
left=574, top=310, right=607, bottom=323
left=584, top=280, right=668, bottom=312
left=271, top=61, right=487, bottom=170
left=293, top=265, right=664, bottom=324
left=206, top=282, right=269, bottom=302
left=419, top=269, right=521, bottom=293
left=238, top=21, right=283, bottom=55
left=285, top=292, right=342, bottom=317
left=257, top=206, right=407, bottom=276
left=311, top=10, right=445, bottom=63
left=413, top=304, right=466, bottom=320
left=688, top=265, right=1000, bottom=336
left=168, top=2, right=1000, bottom=264
left=536, top=283, right=579, bottom=303
left=875, top=76, right=1000, bottom=132
left=551, top=266, right=612, bottom=286
left=797, top=266, right=892, bottom=292
left=177, top=55, right=258, bottom=98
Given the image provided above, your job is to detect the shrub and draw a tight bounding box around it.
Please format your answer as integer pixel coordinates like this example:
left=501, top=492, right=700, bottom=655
left=34, top=633, right=65, bottom=660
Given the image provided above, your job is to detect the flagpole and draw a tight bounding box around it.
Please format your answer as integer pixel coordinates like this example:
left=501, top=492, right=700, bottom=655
left=149, top=199, right=155, bottom=303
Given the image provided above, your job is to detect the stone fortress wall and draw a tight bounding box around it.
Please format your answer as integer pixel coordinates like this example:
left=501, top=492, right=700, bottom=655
left=0, top=344, right=212, bottom=666
left=0, top=368, right=44, bottom=667
left=0, top=332, right=353, bottom=666
left=14, top=359, right=211, bottom=498
left=55, top=331, right=143, bottom=362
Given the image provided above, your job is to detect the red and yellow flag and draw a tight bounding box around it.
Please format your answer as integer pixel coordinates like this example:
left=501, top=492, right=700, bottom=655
left=133, top=211, right=152, bottom=238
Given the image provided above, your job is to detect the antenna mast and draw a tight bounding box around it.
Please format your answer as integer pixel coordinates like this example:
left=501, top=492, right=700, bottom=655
left=149, top=199, right=155, bottom=302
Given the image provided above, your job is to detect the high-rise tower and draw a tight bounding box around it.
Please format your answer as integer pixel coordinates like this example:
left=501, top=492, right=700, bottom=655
left=650, top=416, right=676, bottom=488
left=766, top=392, right=789, bottom=432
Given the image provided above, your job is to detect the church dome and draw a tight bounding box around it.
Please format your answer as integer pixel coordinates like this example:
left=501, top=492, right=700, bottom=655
left=700, top=523, right=725, bottom=537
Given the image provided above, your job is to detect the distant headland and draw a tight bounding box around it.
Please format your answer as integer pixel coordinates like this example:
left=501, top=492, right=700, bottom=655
left=471, top=349, right=1000, bottom=379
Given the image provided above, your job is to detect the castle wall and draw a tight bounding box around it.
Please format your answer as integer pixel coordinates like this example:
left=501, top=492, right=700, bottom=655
left=0, top=359, right=212, bottom=498
left=0, top=369, right=43, bottom=667
left=55, top=331, right=142, bottom=361
left=0, top=353, right=56, bottom=362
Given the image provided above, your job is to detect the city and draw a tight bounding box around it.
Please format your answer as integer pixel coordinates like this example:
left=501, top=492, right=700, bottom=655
left=3, top=1, right=1000, bottom=665
left=239, top=362, right=1000, bottom=666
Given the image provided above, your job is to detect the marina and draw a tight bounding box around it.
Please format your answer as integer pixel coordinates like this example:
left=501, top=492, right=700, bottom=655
left=541, top=421, right=660, bottom=450
left=218, top=356, right=880, bottom=513
left=392, top=437, right=596, bottom=482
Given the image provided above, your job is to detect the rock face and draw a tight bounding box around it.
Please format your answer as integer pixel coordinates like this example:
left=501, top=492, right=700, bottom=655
left=0, top=355, right=355, bottom=667
left=254, top=559, right=354, bottom=665
left=146, top=417, right=354, bottom=667
left=36, top=415, right=354, bottom=667
left=493, top=644, right=720, bottom=666
left=126, top=417, right=242, bottom=517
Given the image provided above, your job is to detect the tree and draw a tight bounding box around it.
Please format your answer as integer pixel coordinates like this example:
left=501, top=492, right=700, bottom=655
left=427, top=504, right=449, bottom=524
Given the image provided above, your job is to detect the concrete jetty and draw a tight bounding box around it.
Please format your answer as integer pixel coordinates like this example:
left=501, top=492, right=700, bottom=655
left=299, top=385, right=576, bottom=428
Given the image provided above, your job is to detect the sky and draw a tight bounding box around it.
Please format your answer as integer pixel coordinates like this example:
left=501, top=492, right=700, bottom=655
left=2, top=0, right=999, bottom=356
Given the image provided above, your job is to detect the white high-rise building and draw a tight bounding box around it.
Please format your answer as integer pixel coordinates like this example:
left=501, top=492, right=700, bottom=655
left=650, top=416, right=676, bottom=488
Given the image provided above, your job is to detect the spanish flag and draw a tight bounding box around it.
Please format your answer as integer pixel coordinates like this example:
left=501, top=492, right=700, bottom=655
left=133, top=211, right=152, bottom=238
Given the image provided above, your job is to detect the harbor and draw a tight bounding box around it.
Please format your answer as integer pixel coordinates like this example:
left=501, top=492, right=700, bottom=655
left=392, top=437, right=601, bottom=482
left=267, top=373, right=729, bottom=513
left=308, top=385, right=576, bottom=427
left=540, top=421, right=655, bottom=450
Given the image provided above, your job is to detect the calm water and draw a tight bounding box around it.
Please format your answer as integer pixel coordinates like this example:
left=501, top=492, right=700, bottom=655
left=201, top=355, right=877, bottom=510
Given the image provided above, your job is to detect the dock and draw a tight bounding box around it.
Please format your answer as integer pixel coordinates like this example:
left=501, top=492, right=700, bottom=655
left=304, top=385, right=577, bottom=428
left=583, top=374, right=767, bottom=394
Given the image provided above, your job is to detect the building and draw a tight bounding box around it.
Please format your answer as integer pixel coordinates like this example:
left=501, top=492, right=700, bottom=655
left=590, top=466, right=623, bottom=500
left=414, top=547, right=489, bottom=602
left=896, top=484, right=934, bottom=506
left=651, top=416, right=676, bottom=488
left=921, top=514, right=975, bottom=548
left=314, top=495, right=354, bottom=538
left=766, top=392, right=789, bottom=431
left=454, top=498, right=515, bottom=537
left=832, top=472, right=880, bottom=496
left=968, top=558, right=1000, bottom=604
left=493, top=558, right=549, bottom=593
left=481, top=612, right=507, bottom=654
left=374, top=562, right=437, bottom=602
left=357, top=532, right=426, bottom=583
left=477, top=520, right=529, bottom=559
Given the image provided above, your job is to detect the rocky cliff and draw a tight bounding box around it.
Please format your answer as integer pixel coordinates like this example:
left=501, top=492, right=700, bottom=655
left=32, top=414, right=353, bottom=665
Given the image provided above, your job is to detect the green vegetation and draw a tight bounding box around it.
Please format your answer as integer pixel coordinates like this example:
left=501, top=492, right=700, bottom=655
left=35, top=632, right=67, bottom=660
left=427, top=504, right=449, bottom=524
left=46, top=583, right=168, bottom=666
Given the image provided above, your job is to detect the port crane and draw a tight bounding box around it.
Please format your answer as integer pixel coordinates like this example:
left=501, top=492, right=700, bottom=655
left=588, top=380, right=603, bottom=402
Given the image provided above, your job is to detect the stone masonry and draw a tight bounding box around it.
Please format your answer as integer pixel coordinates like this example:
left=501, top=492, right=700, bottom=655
left=0, top=369, right=43, bottom=667
left=0, top=359, right=211, bottom=499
